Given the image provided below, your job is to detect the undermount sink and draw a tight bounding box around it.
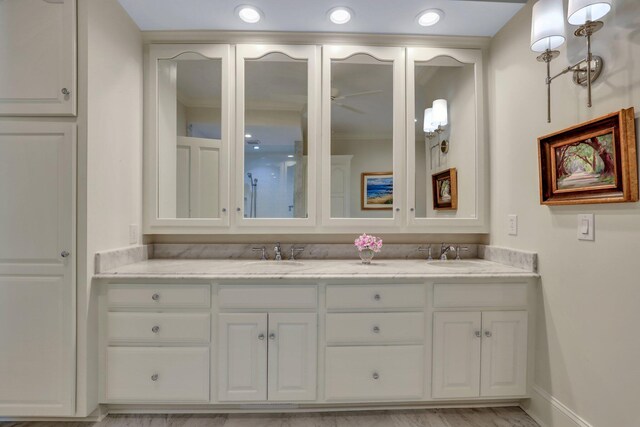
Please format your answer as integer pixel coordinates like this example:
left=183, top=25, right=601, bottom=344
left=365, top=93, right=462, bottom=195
left=243, top=260, right=305, bottom=267
left=426, top=260, right=482, bottom=268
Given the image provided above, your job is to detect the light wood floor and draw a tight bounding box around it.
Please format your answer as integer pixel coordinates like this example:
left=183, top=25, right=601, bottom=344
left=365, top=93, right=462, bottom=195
left=1, top=407, right=539, bottom=426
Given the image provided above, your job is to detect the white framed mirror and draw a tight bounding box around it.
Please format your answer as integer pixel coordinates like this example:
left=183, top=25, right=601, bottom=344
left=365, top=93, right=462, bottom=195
left=235, top=45, right=320, bottom=227
left=406, top=47, right=487, bottom=232
left=146, top=44, right=232, bottom=232
left=321, top=45, right=405, bottom=228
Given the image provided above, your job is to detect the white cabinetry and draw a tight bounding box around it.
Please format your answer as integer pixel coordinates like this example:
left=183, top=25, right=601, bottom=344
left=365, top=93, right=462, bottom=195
left=0, top=122, right=76, bottom=416
left=218, top=312, right=317, bottom=401
left=324, top=284, right=426, bottom=401
left=102, top=284, right=211, bottom=403
left=0, top=0, right=77, bottom=116
left=432, top=310, right=528, bottom=398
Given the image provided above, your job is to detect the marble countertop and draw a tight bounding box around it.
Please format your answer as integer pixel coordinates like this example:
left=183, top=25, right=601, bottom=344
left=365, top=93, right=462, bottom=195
left=94, top=258, right=538, bottom=280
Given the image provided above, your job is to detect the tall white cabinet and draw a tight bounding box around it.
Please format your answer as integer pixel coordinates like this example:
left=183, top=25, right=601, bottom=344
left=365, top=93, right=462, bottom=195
left=0, top=0, right=77, bottom=116
left=0, top=123, right=76, bottom=416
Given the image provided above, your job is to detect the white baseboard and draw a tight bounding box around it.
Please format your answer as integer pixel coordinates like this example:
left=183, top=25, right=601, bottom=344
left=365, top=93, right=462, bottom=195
left=520, top=385, right=593, bottom=427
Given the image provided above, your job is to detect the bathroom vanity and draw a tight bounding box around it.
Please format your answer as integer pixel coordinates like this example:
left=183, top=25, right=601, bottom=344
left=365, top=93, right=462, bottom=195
left=96, top=258, right=537, bottom=411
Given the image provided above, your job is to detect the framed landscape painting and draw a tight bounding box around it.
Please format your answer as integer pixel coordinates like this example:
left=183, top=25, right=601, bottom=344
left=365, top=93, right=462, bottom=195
left=432, top=168, right=458, bottom=210
left=538, top=108, right=638, bottom=205
left=361, top=172, right=393, bottom=210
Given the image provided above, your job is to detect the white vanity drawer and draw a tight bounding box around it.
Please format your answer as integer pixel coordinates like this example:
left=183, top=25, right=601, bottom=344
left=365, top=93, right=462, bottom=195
left=107, top=284, right=210, bottom=309
left=326, top=284, right=425, bottom=310
left=325, top=346, right=424, bottom=400
left=106, top=347, right=209, bottom=402
left=218, top=286, right=317, bottom=309
left=433, top=282, right=527, bottom=308
left=108, top=312, right=210, bottom=344
left=326, top=313, right=424, bottom=345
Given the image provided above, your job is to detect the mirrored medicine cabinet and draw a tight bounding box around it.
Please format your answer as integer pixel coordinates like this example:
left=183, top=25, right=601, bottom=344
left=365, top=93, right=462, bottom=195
left=145, top=44, right=486, bottom=234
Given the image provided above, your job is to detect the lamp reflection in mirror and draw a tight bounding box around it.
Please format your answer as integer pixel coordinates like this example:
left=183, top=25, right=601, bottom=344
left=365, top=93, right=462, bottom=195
left=424, top=99, right=449, bottom=154
left=423, top=107, right=437, bottom=138
left=531, top=0, right=610, bottom=123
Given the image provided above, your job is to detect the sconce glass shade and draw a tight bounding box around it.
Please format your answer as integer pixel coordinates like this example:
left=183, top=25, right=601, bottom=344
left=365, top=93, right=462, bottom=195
left=568, top=0, right=612, bottom=25
left=530, top=0, right=566, bottom=52
left=423, top=108, right=436, bottom=132
left=432, top=99, right=448, bottom=127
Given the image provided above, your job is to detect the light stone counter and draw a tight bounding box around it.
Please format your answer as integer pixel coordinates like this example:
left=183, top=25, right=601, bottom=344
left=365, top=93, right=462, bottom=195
left=94, top=258, right=538, bottom=280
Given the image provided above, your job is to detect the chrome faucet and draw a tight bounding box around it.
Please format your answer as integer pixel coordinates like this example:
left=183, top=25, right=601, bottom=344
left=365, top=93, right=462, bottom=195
left=440, top=243, right=456, bottom=260
left=274, top=242, right=283, bottom=261
left=418, top=245, right=434, bottom=260
left=252, top=246, right=268, bottom=260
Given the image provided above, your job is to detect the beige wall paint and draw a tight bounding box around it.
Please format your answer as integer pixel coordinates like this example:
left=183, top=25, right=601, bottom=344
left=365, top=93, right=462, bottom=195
left=76, top=0, right=143, bottom=416
left=489, top=1, right=640, bottom=426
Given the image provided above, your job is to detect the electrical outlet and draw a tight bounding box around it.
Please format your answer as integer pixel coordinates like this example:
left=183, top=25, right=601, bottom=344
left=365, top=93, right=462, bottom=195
left=508, top=214, right=518, bottom=236
left=577, top=214, right=594, bottom=241
left=129, top=224, right=138, bottom=245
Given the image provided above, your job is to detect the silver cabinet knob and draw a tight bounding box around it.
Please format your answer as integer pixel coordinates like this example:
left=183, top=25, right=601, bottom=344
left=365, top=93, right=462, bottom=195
left=151, top=293, right=160, bottom=301
left=475, top=330, right=482, bottom=338
left=410, top=207, right=415, bottom=212
left=222, top=208, right=227, bottom=213
left=395, top=207, right=400, bottom=212
left=373, top=294, right=381, bottom=301
left=372, top=372, right=380, bottom=380
left=60, top=250, right=70, bottom=258
left=484, top=330, right=492, bottom=338
left=151, top=374, right=159, bottom=381
left=258, top=333, right=265, bottom=340
left=152, top=326, right=160, bottom=334
left=269, top=333, right=276, bottom=340
left=61, top=88, right=71, bottom=96
left=372, top=326, right=380, bottom=333
left=236, top=207, right=241, bottom=212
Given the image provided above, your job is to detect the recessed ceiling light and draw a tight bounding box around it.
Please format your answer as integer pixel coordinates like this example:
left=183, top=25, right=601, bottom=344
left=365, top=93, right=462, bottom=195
left=245, top=133, right=252, bottom=138
left=287, top=154, right=294, bottom=158
left=236, top=5, right=262, bottom=24
left=253, top=146, right=260, bottom=150
left=328, top=7, right=353, bottom=25
left=417, top=9, right=443, bottom=27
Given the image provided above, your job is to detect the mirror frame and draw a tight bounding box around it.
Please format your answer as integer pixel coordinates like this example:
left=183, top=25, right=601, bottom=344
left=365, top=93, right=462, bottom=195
left=235, top=44, right=320, bottom=227
left=321, top=45, right=406, bottom=228
left=145, top=44, right=232, bottom=233
left=406, top=47, right=488, bottom=232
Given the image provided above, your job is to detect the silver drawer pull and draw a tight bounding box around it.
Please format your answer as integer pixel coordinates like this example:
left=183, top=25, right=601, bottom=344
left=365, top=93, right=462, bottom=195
left=258, top=333, right=265, bottom=340
left=269, top=333, right=276, bottom=341
left=372, top=372, right=380, bottom=380
left=373, top=294, right=381, bottom=301
left=151, top=326, right=160, bottom=334
left=474, top=330, right=481, bottom=338
left=60, top=250, right=70, bottom=258
left=151, top=374, right=159, bottom=381
left=61, top=88, right=71, bottom=96
left=372, top=326, right=380, bottom=333
left=151, top=293, right=160, bottom=301
left=484, top=330, right=492, bottom=338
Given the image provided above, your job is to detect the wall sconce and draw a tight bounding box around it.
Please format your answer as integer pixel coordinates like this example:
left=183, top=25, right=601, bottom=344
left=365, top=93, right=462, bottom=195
left=424, top=99, right=449, bottom=153
left=531, top=0, right=611, bottom=123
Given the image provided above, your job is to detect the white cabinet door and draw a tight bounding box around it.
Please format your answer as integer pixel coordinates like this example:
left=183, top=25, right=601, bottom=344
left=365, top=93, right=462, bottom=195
left=0, top=122, right=75, bottom=416
left=480, top=311, right=528, bottom=397
left=0, top=0, right=76, bottom=116
left=218, top=313, right=268, bottom=401
left=267, top=313, right=317, bottom=401
left=432, top=311, right=481, bottom=399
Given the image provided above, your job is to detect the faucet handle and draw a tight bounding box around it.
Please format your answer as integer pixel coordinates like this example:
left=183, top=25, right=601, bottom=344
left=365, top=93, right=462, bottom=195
left=418, top=246, right=433, bottom=261
left=252, top=246, right=268, bottom=260
left=455, top=245, right=469, bottom=260
left=289, top=246, right=304, bottom=261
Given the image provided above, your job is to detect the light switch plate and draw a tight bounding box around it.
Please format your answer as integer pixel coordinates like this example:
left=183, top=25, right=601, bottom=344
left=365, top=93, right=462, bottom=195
left=508, top=214, right=518, bottom=236
left=129, top=224, right=138, bottom=245
left=577, top=214, right=594, bottom=241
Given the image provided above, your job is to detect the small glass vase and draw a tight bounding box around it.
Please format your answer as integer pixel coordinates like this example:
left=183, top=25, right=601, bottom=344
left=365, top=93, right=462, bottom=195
left=359, top=248, right=375, bottom=264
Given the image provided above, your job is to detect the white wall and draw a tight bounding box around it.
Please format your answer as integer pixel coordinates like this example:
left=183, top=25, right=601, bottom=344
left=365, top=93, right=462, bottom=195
left=76, top=0, right=143, bottom=416
left=489, top=1, right=640, bottom=426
